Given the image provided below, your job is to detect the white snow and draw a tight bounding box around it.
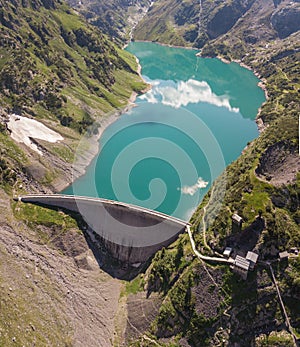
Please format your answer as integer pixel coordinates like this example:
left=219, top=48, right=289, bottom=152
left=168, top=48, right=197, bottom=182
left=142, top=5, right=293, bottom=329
left=7, top=114, right=64, bottom=155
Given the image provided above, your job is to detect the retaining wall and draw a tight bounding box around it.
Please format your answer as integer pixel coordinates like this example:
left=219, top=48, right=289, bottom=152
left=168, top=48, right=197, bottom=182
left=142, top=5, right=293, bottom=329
left=18, top=195, right=187, bottom=263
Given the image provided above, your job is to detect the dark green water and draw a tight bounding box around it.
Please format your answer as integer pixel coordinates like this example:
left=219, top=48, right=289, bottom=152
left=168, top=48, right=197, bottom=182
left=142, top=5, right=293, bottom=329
left=63, top=42, right=265, bottom=220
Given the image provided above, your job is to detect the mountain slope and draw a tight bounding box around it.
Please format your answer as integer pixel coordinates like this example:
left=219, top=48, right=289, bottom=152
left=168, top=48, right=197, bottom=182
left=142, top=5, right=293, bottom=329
left=134, top=0, right=300, bottom=47
left=0, top=0, right=147, bottom=190
left=0, top=1, right=147, bottom=345
left=0, top=0, right=145, bottom=126
left=66, top=0, right=151, bottom=41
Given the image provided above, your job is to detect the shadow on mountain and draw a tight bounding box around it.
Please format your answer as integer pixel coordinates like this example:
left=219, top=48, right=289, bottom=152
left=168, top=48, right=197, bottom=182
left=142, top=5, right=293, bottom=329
left=82, top=226, right=150, bottom=281
left=226, top=215, right=265, bottom=254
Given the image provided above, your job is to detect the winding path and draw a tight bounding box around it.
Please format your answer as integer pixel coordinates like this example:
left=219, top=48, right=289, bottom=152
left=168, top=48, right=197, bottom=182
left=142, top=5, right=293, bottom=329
left=186, top=225, right=234, bottom=265
left=185, top=183, right=233, bottom=265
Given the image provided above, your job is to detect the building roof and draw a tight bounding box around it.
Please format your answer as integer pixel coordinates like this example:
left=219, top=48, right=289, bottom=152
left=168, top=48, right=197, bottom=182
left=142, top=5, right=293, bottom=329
left=223, top=247, right=232, bottom=257
left=246, top=251, right=259, bottom=264
left=234, top=255, right=250, bottom=271
left=232, top=213, right=243, bottom=224
left=279, top=251, right=289, bottom=259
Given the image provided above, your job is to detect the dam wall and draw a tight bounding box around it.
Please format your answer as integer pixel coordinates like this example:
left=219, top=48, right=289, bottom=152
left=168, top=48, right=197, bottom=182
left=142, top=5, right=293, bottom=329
left=17, top=195, right=188, bottom=263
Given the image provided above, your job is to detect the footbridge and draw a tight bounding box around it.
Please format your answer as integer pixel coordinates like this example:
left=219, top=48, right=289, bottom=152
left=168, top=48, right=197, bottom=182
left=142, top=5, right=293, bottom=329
left=15, top=194, right=188, bottom=263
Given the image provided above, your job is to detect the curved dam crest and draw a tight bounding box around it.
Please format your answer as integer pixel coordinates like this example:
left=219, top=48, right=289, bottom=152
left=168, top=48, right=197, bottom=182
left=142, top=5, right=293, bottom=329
left=16, top=194, right=188, bottom=263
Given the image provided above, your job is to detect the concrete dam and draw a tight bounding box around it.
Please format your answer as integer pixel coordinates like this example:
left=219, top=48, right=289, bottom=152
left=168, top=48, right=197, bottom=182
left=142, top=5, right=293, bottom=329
left=16, top=195, right=188, bottom=263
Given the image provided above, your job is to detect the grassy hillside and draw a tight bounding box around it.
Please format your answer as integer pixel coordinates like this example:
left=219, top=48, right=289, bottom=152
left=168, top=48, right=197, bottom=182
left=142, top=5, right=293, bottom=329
left=0, top=0, right=147, bottom=190
left=0, top=0, right=146, bottom=126
left=0, top=2, right=147, bottom=344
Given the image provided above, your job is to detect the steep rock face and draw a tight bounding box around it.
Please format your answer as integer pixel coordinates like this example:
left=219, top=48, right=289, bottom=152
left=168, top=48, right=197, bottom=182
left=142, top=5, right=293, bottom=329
left=66, top=0, right=151, bottom=40
left=72, top=0, right=299, bottom=48
left=133, top=0, right=300, bottom=47
left=271, top=2, right=300, bottom=38
left=206, top=0, right=255, bottom=39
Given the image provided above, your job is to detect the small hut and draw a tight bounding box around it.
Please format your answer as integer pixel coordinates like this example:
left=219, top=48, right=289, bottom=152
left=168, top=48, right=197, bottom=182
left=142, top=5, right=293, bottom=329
left=279, top=251, right=289, bottom=260
left=232, top=213, right=243, bottom=233
left=246, top=251, right=259, bottom=270
left=223, top=247, right=233, bottom=258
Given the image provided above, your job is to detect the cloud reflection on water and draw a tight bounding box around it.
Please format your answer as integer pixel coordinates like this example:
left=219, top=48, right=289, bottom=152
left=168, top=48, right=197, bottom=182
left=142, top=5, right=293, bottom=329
left=140, top=78, right=239, bottom=113
left=179, top=177, right=209, bottom=196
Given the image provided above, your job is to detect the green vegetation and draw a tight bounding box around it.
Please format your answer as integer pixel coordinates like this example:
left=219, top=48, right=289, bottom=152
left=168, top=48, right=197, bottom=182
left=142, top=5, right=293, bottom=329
left=147, top=236, right=191, bottom=294
left=124, top=275, right=145, bottom=296
left=13, top=201, right=77, bottom=230
left=0, top=0, right=146, bottom=132
left=0, top=132, right=28, bottom=191
left=0, top=133, right=27, bottom=166
left=256, top=331, right=295, bottom=347
left=0, top=0, right=147, bottom=189
left=12, top=201, right=80, bottom=246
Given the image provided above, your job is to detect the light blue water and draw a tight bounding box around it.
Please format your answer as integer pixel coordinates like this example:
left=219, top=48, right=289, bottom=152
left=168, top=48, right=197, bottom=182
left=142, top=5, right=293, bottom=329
left=63, top=42, right=266, bottom=220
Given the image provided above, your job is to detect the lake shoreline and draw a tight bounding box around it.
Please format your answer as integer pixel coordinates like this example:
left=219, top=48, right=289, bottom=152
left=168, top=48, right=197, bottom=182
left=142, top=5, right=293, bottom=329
left=53, top=98, right=139, bottom=193
left=131, top=39, right=198, bottom=51
left=131, top=40, right=268, bottom=123
left=54, top=58, right=151, bottom=193
left=215, top=54, right=268, bottom=134
left=57, top=41, right=265, bottom=207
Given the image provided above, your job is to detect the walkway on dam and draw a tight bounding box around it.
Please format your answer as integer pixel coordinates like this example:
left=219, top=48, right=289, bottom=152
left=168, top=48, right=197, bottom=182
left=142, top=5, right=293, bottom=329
left=16, top=194, right=188, bottom=227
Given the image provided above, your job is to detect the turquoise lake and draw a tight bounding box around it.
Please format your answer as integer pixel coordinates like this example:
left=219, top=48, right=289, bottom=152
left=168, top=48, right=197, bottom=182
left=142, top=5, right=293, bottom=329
left=63, top=42, right=266, bottom=220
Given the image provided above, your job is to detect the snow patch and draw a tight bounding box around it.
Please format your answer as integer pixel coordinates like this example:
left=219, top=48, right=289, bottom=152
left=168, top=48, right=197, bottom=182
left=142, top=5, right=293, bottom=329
left=7, top=114, right=64, bottom=155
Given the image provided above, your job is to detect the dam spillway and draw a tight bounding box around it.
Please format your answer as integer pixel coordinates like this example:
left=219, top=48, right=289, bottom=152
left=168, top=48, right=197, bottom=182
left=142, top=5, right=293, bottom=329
left=16, top=194, right=188, bottom=263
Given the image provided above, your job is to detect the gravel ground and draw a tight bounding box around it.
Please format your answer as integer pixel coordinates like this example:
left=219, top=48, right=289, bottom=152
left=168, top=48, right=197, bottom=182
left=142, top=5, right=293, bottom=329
left=0, top=189, right=122, bottom=346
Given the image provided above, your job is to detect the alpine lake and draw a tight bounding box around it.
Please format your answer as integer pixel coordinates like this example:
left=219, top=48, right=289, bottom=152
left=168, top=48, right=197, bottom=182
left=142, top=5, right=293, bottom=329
left=63, top=42, right=266, bottom=221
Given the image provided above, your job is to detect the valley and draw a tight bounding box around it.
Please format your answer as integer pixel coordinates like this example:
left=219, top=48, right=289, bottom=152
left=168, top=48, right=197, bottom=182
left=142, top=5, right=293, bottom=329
left=0, top=0, right=299, bottom=346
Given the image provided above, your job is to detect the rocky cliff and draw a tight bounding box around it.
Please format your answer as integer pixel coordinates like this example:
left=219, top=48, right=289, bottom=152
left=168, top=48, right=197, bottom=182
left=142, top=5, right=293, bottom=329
left=134, top=0, right=300, bottom=48
left=66, top=0, right=152, bottom=41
